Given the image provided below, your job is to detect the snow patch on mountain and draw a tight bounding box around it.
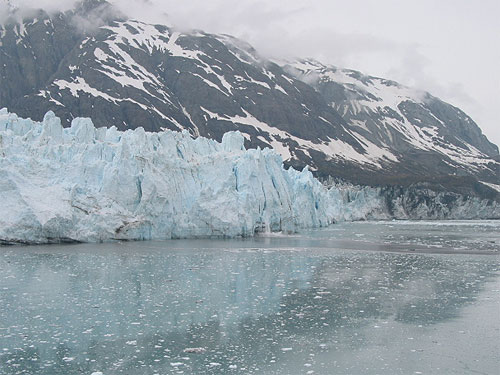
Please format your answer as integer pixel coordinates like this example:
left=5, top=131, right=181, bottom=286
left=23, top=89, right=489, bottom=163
left=283, top=58, right=498, bottom=175
left=54, top=77, right=117, bottom=101
left=480, top=181, right=500, bottom=193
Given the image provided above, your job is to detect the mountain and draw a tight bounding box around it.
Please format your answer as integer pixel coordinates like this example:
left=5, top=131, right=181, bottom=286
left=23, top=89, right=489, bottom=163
left=0, top=0, right=498, bottom=198
left=283, top=59, right=499, bottom=184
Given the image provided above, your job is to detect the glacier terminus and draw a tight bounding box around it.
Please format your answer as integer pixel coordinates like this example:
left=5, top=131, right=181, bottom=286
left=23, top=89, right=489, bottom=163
left=1, top=110, right=498, bottom=245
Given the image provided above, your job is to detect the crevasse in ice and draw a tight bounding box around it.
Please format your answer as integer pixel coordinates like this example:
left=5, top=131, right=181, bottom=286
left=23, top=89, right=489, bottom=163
left=0, top=110, right=497, bottom=244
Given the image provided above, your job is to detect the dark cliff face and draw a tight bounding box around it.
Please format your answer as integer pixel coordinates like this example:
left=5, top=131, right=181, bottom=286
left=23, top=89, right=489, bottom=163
left=0, top=1, right=498, bottom=198
left=422, top=98, right=498, bottom=157
left=0, top=10, right=80, bottom=107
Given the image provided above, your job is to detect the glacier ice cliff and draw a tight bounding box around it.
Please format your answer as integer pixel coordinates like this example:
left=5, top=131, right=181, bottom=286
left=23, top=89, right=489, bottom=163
left=0, top=110, right=498, bottom=244
left=0, top=109, right=335, bottom=243
left=326, top=184, right=500, bottom=221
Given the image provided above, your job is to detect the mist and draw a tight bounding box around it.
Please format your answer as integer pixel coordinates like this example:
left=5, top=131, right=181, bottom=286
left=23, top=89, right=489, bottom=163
left=0, top=0, right=78, bottom=20
left=1, top=0, right=498, bottom=146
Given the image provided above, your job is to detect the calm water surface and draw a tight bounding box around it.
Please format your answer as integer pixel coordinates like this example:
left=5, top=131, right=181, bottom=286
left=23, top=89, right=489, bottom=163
left=1, top=220, right=499, bottom=375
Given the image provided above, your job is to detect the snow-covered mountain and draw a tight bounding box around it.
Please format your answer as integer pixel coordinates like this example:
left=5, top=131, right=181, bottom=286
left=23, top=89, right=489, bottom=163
left=283, top=59, right=498, bottom=183
left=0, top=0, right=498, bottom=198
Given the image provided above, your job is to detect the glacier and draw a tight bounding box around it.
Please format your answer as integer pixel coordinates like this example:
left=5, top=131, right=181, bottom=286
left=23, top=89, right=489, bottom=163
left=0, top=109, right=334, bottom=243
left=0, top=110, right=498, bottom=244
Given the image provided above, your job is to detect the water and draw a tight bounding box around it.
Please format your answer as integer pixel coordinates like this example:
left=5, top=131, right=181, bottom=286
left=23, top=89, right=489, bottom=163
left=1, top=220, right=499, bottom=375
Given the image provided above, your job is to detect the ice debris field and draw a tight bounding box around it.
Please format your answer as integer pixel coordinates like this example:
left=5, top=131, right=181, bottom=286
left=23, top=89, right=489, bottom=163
left=0, top=110, right=497, bottom=244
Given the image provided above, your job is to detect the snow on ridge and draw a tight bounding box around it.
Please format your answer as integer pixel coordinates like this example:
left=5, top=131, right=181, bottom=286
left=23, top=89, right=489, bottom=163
left=214, top=34, right=261, bottom=66
left=101, top=21, right=236, bottom=96
left=480, top=181, right=500, bottom=193
left=285, top=59, right=494, bottom=169
left=285, top=60, right=434, bottom=150
left=291, top=59, right=426, bottom=113
left=200, top=106, right=292, bottom=161
left=52, top=77, right=171, bottom=119
left=199, top=106, right=397, bottom=167
left=101, top=21, right=173, bottom=55
left=100, top=38, right=165, bottom=89
left=54, top=77, right=117, bottom=101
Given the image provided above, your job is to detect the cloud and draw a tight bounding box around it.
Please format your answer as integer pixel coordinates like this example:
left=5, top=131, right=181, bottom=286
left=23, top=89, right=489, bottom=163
left=0, top=0, right=79, bottom=23
left=5, top=0, right=78, bottom=12
left=71, top=1, right=124, bottom=34
left=0, top=0, right=124, bottom=34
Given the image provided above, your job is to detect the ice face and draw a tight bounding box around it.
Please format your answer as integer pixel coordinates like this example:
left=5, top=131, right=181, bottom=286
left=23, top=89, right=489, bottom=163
left=0, top=110, right=342, bottom=243
left=0, top=110, right=497, bottom=244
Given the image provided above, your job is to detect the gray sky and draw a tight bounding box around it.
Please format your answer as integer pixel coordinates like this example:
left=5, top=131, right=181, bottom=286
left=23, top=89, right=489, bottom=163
left=3, top=0, right=499, bottom=147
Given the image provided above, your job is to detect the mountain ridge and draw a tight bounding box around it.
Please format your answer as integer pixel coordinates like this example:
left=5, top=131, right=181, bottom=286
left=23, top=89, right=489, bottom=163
left=0, top=0, right=497, bottom=198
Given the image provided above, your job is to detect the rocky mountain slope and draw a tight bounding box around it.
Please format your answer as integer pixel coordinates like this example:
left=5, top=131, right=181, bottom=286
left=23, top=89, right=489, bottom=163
left=0, top=0, right=498, bottom=198
left=283, top=59, right=499, bottom=184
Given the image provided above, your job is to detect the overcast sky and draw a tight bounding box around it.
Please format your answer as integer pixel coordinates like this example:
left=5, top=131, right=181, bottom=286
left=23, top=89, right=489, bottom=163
left=3, top=0, right=499, bottom=146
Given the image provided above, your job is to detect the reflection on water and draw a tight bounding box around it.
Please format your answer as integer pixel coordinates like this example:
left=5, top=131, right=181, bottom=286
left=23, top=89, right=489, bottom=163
left=0, top=221, right=499, bottom=374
